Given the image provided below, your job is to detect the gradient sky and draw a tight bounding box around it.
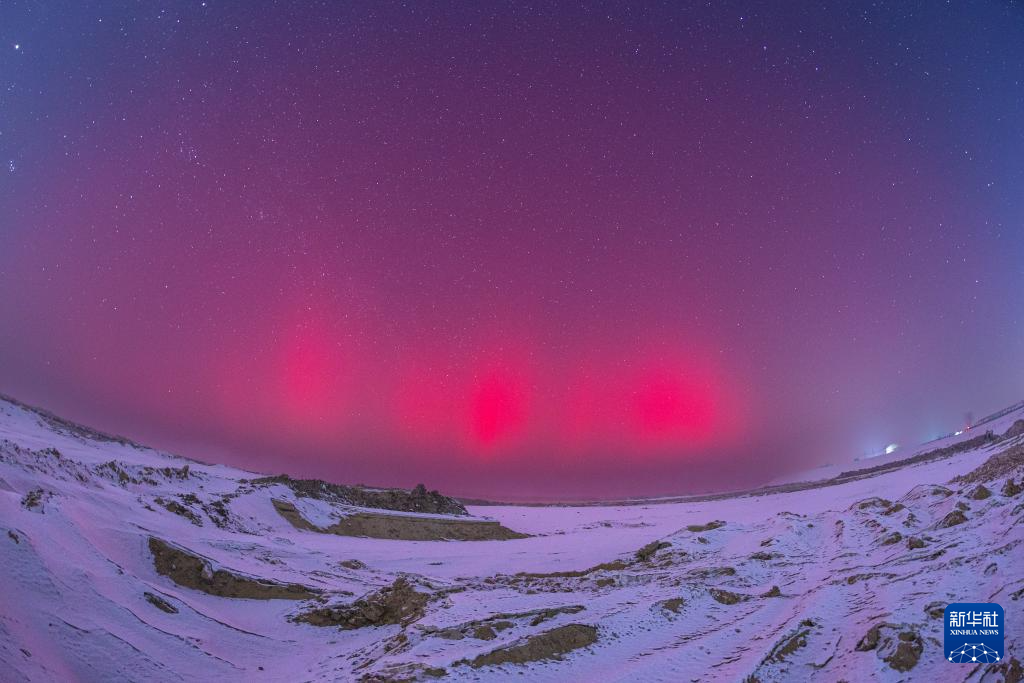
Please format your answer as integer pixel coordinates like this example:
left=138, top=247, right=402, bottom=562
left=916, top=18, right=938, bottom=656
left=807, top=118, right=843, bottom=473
left=1, top=1, right=1022, bottom=500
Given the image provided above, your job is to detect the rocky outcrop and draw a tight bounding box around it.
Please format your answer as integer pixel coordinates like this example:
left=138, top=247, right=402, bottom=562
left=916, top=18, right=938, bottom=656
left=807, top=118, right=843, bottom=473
left=856, top=623, right=923, bottom=672
left=294, top=577, right=428, bottom=629
left=258, top=475, right=468, bottom=516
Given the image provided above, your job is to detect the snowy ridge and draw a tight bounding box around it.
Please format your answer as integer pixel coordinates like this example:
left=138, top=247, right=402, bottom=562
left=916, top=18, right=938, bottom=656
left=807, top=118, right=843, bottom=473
left=1, top=395, right=1022, bottom=681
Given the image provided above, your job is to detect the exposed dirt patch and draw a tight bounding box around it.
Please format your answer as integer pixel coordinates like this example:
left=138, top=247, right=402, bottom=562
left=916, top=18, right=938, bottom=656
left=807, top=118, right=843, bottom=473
left=1003, top=478, right=1023, bottom=497
left=148, top=537, right=315, bottom=600
left=1005, top=419, right=1024, bottom=439
left=340, top=558, right=367, bottom=570
left=20, top=488, right=45, bottom=510
left=359, top=663, right=447, bottom=682
left=512, top=561, right=627, bottom=580
left=327, top=512, right=529, bottom=541
left=636, top=540, right=670, bottom=561
left=937, top=509, right=968, bottom=528
left=880, top=531, right=902, bottom=546
left=658, top=597, right=685, bottom=613
left=271, top=499, right=320, bottom=530
left=686, top=520, right=725, bottom=532
left=856, top=623, right=923, bottom=672
left=760, top=585, right=782, bottom=598
left=294, top=577, right=427, bottom=629
left=749, top=551, right=777, bottom=561
left=472, top=625, right=497, bottom=640
left=527, top=605, right=585, bottom=626
left=709, top=588, right=745, bottom=605
left=273, top=499, right=528, bottom=541
left=907, top=536, right=926, bottom=550
left=967, top=484, right=992, bottom=500
left=460, top=623, right=598, bottom=668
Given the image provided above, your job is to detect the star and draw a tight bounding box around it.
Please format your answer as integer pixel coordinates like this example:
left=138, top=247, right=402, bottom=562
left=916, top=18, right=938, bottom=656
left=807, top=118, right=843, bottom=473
left=14, top=43, right=21, bottom=50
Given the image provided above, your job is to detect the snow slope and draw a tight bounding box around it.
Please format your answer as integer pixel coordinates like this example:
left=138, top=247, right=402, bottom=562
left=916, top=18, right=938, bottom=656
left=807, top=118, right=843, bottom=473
left=1, top=395, right=1022, bottom=682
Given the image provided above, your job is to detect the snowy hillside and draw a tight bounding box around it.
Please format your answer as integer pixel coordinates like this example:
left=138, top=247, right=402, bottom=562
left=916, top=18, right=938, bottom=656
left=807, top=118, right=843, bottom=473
left=1, top=395, right=1022, bottom=682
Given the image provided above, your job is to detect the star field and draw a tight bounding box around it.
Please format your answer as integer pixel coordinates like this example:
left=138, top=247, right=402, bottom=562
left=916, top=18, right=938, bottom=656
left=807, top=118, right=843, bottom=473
left=1, top=1, right=1022, bottom=499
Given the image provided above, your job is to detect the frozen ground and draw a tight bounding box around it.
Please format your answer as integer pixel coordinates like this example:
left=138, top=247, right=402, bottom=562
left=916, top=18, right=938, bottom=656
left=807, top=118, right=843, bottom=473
left=1, top=395, right=1022, bottom=682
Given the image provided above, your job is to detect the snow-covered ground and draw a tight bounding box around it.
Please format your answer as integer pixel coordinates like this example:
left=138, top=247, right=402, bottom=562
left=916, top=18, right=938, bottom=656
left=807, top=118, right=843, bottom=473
left=1, top=395, right=1022, bottom=682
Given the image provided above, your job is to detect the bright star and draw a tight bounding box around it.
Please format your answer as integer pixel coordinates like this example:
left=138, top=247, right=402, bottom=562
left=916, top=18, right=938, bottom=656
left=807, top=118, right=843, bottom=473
left=14, top=43, right=21, bottom=50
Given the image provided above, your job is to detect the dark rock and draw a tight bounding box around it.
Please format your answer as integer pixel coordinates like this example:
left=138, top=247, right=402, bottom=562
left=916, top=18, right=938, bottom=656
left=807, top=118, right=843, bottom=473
left=937, top=510, right=968, bottom=528
left=472, top=625, right=497, bottom=640
left=460, top=624, right=597, bottom=668
left=294, top=577, right=428, bottom=629
left=967, top=484, right=991, bottom=500
left=635, top=540, right=670, bottom=561
left=709, top=588, right=744, bottom=605
left=144, top=592, right=178, bottom=614
left=149, top=537, right=315, bottom=600
left=659, top=597, right=684, bottom=613
left=880, top=531, right=902, bottom=546
left=907, top=537, right=926, bottom=550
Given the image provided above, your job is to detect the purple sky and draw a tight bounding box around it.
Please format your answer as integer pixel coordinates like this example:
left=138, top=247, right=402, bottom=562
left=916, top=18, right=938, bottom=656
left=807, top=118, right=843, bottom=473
left=1, top=1, right=1022, bottom=499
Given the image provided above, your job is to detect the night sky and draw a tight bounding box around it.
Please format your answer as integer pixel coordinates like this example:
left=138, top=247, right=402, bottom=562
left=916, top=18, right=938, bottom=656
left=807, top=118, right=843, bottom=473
left=2, top=1, right=1022, bottom=500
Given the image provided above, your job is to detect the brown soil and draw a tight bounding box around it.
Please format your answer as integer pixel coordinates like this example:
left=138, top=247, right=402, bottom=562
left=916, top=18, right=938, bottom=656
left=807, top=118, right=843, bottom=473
left=880, top=531, right=902, bottom=546
left=967, top=484, right=992, bottom=500
left=271, top=499, right=319, bottom=530
left=906, top=537, right=926, bottom=550
left=855, top=623, right=923, bottom=672
left=513, top=561, right=627, bottom=580
left=954, top=444, right=1024, bottom=485
left=635, top=540, right=670, bottom=561
left=294, top=577, right=427, bottom=629
left=765, top=623, right=813, bottom=663
left=461, top=623, right=598, bottom=668
left=273, top=499, right=528, bottom=541
left=709, top=588, right=745, bottom=605
left=686, top=520, right=725, bottom=532
left=1004, top=478, right=1023, bottom=496
left=359, top=663, right=447, bottom=682
left=472, top=625, right=497, bottom=640
left=659, top=597, right=684, bottom=613
left=937, top=510, right=967, bottom=528
left=20, top=488, right=44, bottom=509
left=148, top=537, right=316, bottom=600
left=439, top=605, right=585, bottom=640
